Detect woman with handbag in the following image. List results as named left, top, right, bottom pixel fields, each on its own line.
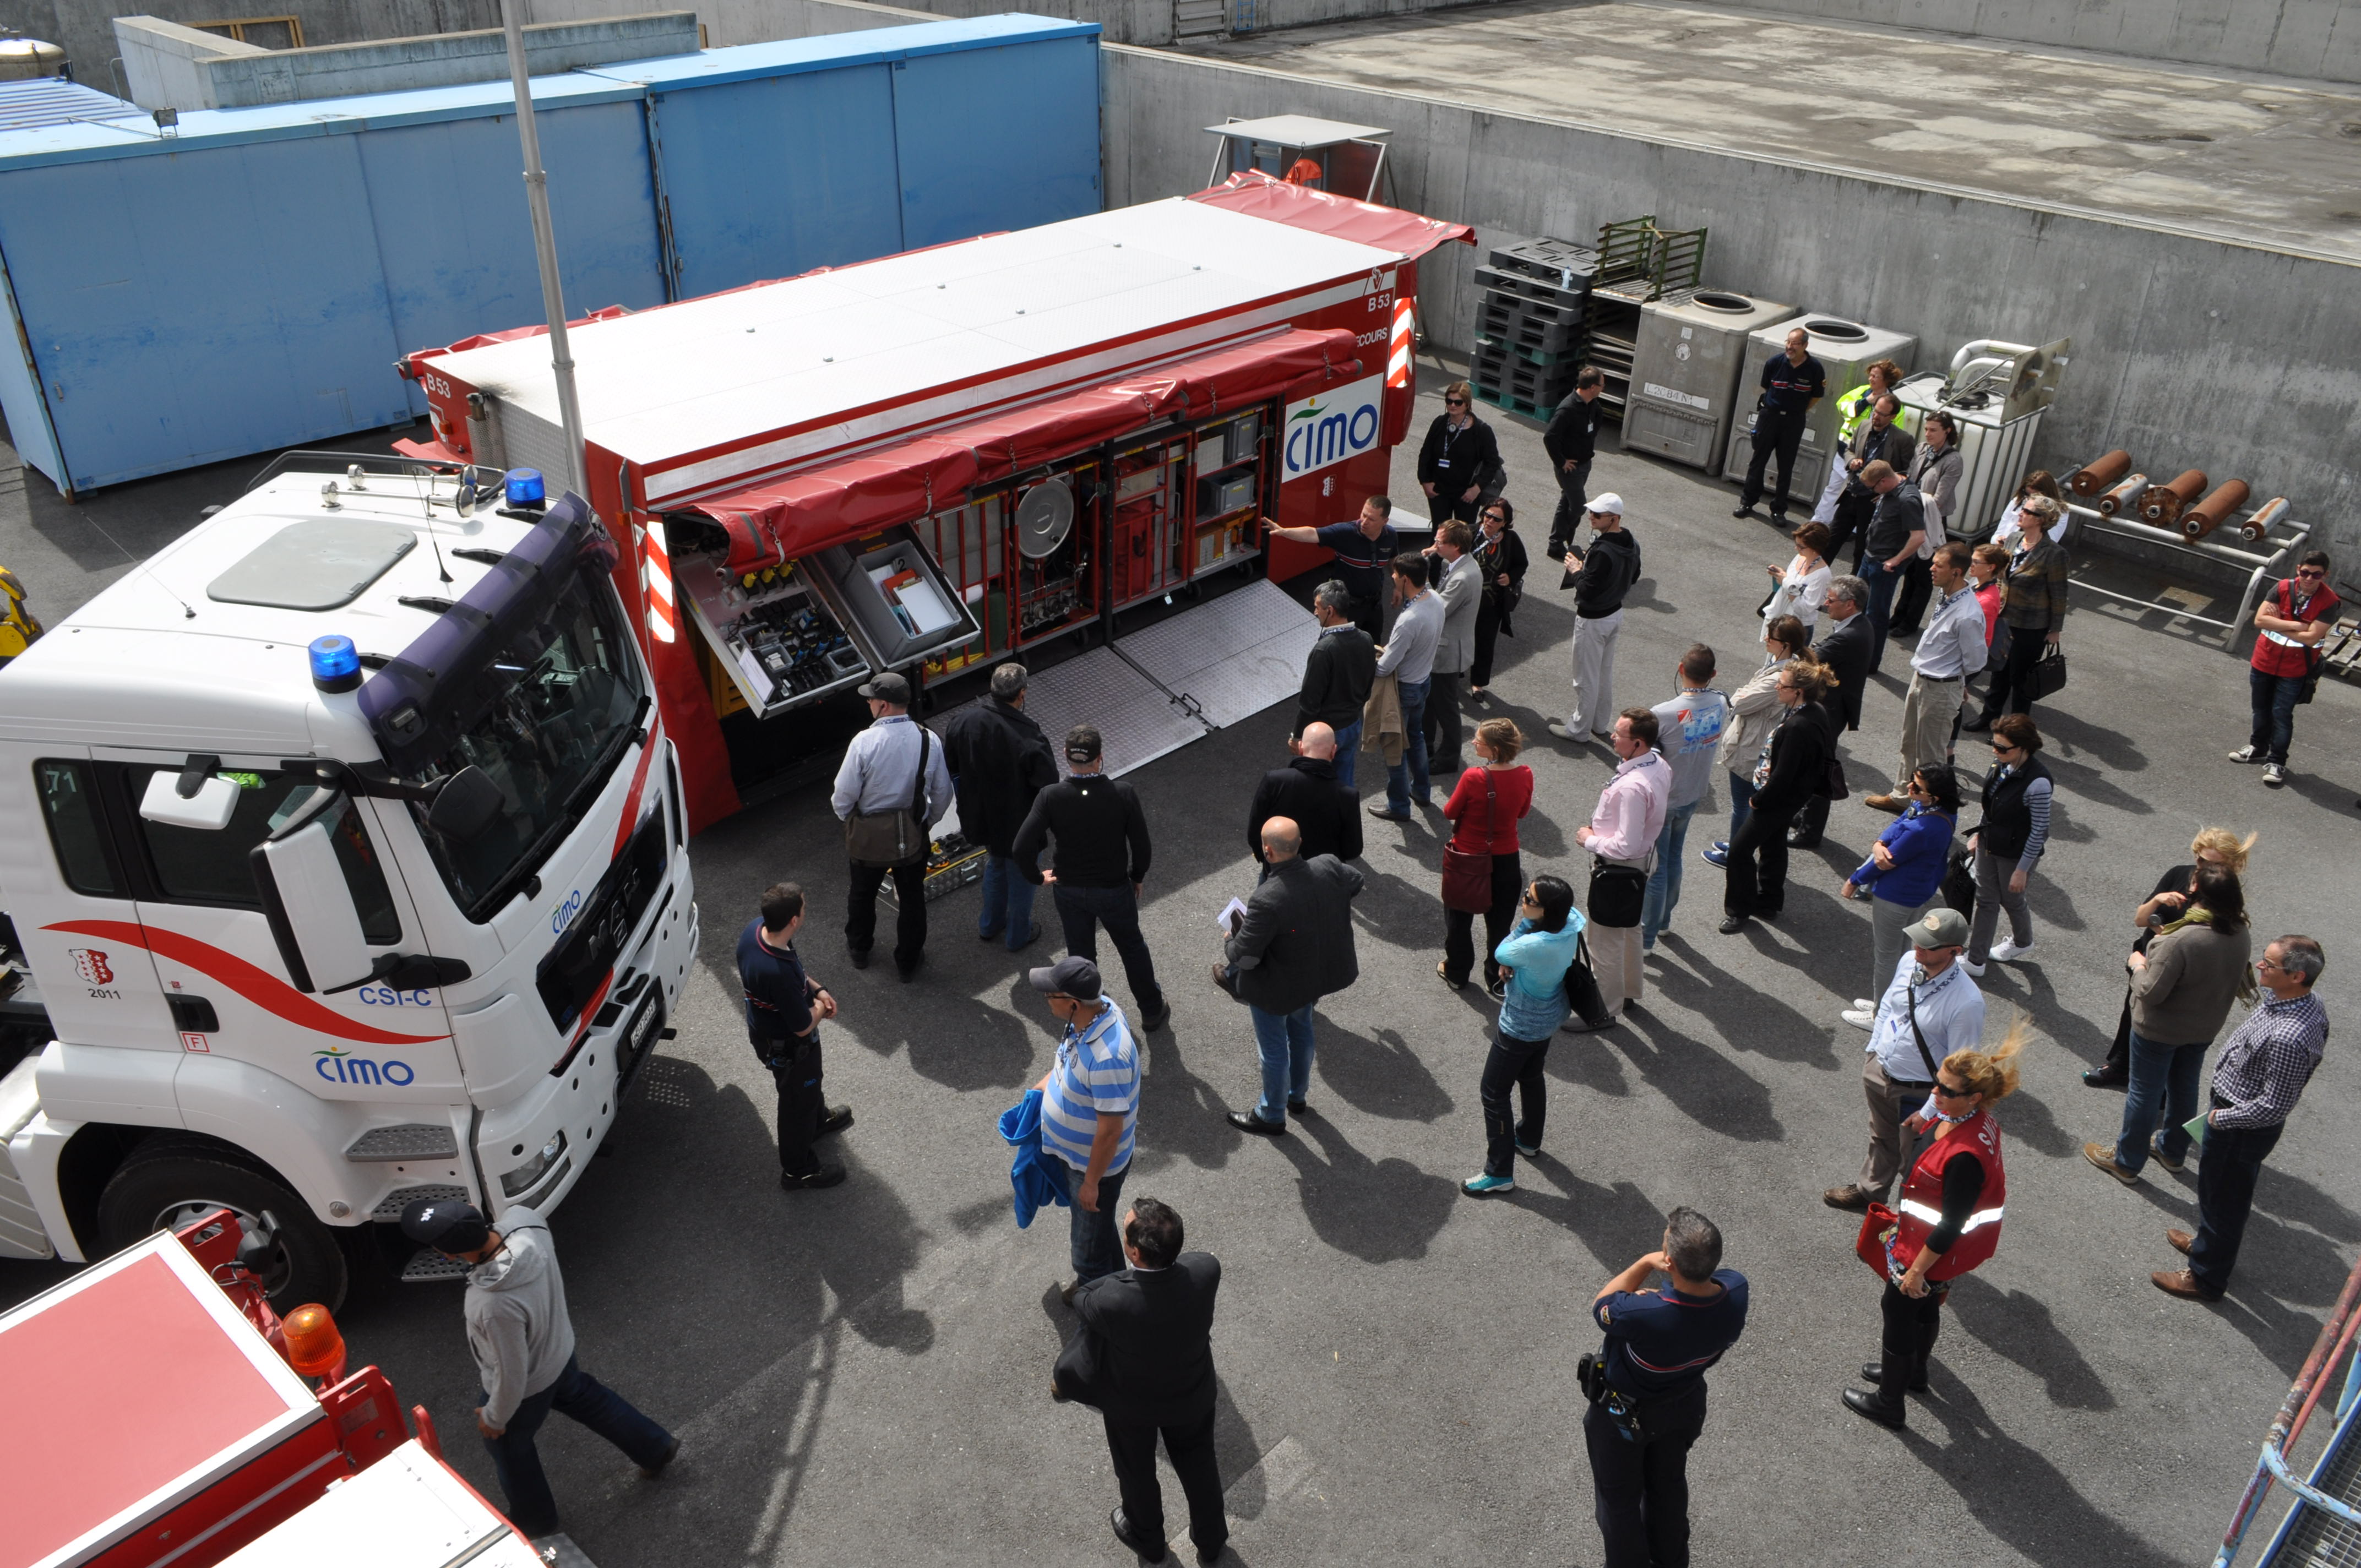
left=1467, top=500, right=1528, bottom=704
left=1718, top=659, right=1837, bottom=933
left=2084, top=827, right=2256, bottom=1088
left=1439, top=718, right=1534, bottom=995
left=1702, top=616, right=1809, bottom=868
left=1761, top=521, right=1834, bottom=630
left=1843, top=1026, right=2025, bottom=1428
left=1973, top=497, right=2070, bottom=726
left=1838, top=764, right=1960, bottom=1023
left=1461, top=874, right=1584, bottom=1197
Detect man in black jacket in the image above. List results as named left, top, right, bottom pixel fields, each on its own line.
left=1014, top=725, right=1169, bottom=1032
left=1546, top=495, right=1641, bottom=747
left=942, top=664, right=1058, bottom=951
left=1247, top=724, right=1361, bottom=868
left=1544, top=366, right=1605, bottom=555
left=1217, top=818, right=1364, bottom=1135
left=1790, top=578, right=1874, bottom=848
left=1054, top=1197, right=1227, bottom=1565
left=1293, top=581, right=1378, bottom=787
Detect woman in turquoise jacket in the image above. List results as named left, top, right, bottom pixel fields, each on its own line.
left=1464, top=874, right=1585, bottom=1196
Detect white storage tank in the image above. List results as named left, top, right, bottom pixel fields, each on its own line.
left=1721, top=315, right=1918, bottom=488
left=1624, top=290, right=1800, bottom=471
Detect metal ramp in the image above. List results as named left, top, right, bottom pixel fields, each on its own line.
left=2266, top=1402, right=2361, bottom=1564
left=934, top=643, right=1206, bottom=782
left=1113, top=578, right=1320, bottom=732
left=2217, top=1255, right=2361, bottom=1565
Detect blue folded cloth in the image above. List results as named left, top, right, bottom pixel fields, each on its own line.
left=998, top=1088, right=1071, bottom=1229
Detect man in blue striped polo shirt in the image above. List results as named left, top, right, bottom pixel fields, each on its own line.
left=1031, top=956, right=1141, bottom=1298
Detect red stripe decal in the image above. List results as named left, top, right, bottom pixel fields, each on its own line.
left=611, top=727, right=662, bottom=859
left=570, top=971, right=616, bottom=1048
left=43, top=920, right=450, bottom=1046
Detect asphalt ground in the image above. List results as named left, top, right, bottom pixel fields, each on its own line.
left=3, top=377, right=2357, bottom=1566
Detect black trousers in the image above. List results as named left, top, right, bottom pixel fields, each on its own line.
left=1346, top=586, right=1384, bottom=643
left=1887, top=556, right=1934, bottom=636
left=1990, top=628, right=2050, bottom=718
left=2191, top=1117, right=2284, bottom=1293
left=1790, top=791, right=1830, bottom=845
left=1480, top=1027, right=1552, bottom=1177
left=1551, top=458, right=1593, bottom=551
left=846, top=857, right=927, bottom=966
left=1827, top=486, right=1875, bottom=571
left=1584, top=1381, right=1709, bottom=1568
left=1740, top=413, right=1807, bottom=518
left=1105, top=1407, right=1227, bottom=1558
left=1874, top=1279, right=1946, bottom=1414
left=766, top=1033, right=825, bottom=1177
left=1054, top=882, right=1166, bottom=1014
left=1444, top=852, right=1521, bottom=986
left=1428, top=488, right=1482, bottom=526
left=1724, top=802, right=1800, bottom=917
left=1426, top=669, right=1466, bottom=772
left=1471, top=591, right=1509, bottom=687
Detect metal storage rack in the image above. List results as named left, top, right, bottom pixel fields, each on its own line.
left=2057, top=457, right=2311, bottom=655
left=1472, top=220, right=1705, bottom=424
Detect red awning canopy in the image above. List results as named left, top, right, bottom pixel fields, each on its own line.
left=1188, top=170, right=1474, bottom=260
left=687, top=326, right=1370, bottom=569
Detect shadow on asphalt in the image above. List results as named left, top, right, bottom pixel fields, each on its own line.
left=1263, top=1111, right=1457, bottom=1264
left=1945, top=1276, right=2117, bottom=1411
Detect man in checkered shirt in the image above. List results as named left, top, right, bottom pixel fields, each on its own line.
left=2154, top=935, right=2329, bottom=1302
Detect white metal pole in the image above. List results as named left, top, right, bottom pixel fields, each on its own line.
left=498, top=0, right=588, bottom=497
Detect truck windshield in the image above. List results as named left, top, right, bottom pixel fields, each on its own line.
left=404, top=570, right=646, bottom=921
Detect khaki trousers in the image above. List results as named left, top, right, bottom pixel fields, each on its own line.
left=1592, top=923, right=1645, bottom=1011
left=1860, top=1056, right=1934, bottom=1197
left=1896, top=672, right=1963, bottom=785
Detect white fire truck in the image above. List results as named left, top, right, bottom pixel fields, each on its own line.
left=0, top=462, right=697, bottom=1310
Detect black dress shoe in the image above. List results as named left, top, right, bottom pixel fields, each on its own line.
left=1111, top=1507, right=1169, bottom=1562
left=1198, top=1544, right=1228, bottom=1565
left=1287, top=1098, right=1310, bottom=1117
left=1226, top=1110, right=1287, bottom=1136
left=1860, top=1361, right=1929, bottom=1392
left=1717, top=914, right=1750, bottom=934
left=1962, top=714, right=1993, bottom=733
left=1141, top=1001, right=1172, bottom=1032
left=1842, top=1387, right=1906, bottom=1428
left=818, top=1105, right=854, bottom=1136
left=780, top=1163, right=847, bottom=1190
left=896, top=955, right=924, bottom=983
left=2082, top=1067, right=2129, bottom=1089
left=1732, top=505, right=1758, bottom=519
left=638, top=1435, right=681, bottom=1478
left=847, top=947, right=871, bottom=970
left=1786, top=832, right=1822, bottom=849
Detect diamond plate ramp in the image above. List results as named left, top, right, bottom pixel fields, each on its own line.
left=933, top=643, right=1208, bottom=780
left=1116, top=579, right=1320, bottom=731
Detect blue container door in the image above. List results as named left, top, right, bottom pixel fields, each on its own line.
left=358, top=100, right=668, bottom=412
left=0, top=137, right=408, bottom=492
left=890, top=37, right=1101, bottom=250
left=0, top=243, right=65, bottom=489
left=646, top=65, right=905, bottom=302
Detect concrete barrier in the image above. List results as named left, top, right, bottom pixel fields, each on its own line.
left=1103, top=43, right=2361, bottom=560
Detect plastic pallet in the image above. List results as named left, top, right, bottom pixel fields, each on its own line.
left=1476, top=308, right=1584, bottom=352
left=1476, top=333, right=1582, bottom=368
left=1474, top=264, right=1591, bottom=309
left=1471, top=385, right=1558, bottom=419
left=1490, top=237, right=1599, bottom=282
left=1477, top=286, right=1586, bottom=330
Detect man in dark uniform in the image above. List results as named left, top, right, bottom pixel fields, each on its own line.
left=1013, top=725, right=1170, bottom=1032
left=736, top=883, right=853, bottom=1190
left=1733, top=328, right=1826, bottom=527
left=1544, top=365, right=1606, bottom=558
left=1270, top=496, right=1399, bottom=641
left=1585, top=1207, right=1749, bottom=1568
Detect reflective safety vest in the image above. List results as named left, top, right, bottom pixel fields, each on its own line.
left=0, top=565, right=41, bottom=660
left=1894, top=1110, right=2006, bottom=1282
left=1833, top=383, right=1880, bottom=445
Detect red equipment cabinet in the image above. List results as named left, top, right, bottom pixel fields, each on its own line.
left=398, top=175, right=1468, bottom=831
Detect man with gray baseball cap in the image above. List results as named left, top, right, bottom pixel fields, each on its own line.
left=1824, top=906, right=1987, bottom=1212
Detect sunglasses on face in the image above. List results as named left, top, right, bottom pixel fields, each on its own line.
left=1445, top=397, right=1469, bottom=406
left=1932, top=1079, right=1970, bottom=1099
left=2297, top=568, right=2326, bottom=579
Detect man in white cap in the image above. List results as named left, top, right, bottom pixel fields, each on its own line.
left=1822, top=906, right=1987, bottom=1213
left=1548, top=495, right=1642, bottom=748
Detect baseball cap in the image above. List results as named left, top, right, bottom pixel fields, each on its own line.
left=1587, top=493, right=1625, bottom=516
left=990, top=663, right=1028, bottom=700
left=1908, top=907, right=1971, bottom=949
left=1028, top=955, right=1103, bottom=999
left=1064, top=724, right=1102, bottom=764
left=400, top=1196, right=491, bottom=1254
left=857, top=672, right=912, bottom=704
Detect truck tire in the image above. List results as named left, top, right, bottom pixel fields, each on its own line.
left=95, top=1142, right=349, bottom=1313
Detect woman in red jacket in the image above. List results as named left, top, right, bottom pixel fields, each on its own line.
left=1843, top=1026, right=2026, bottom=1428
left=1439, top=717, right=1535, bottom=996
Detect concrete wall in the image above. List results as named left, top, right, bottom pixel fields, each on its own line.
left=526, top=0, right=1508, bottom=52
left=523, top=0, right=941, bottom=43
left=1104, top=44, right=2361, bottom=562
left=1690, top=0, right=2361, bottom=87
left=0, top=0, right=504, bottom=95
left=115, top=11, right=701, bottom=109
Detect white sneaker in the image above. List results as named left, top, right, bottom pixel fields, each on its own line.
left=1853, top=998, right=1875, bottom=1011
left=2227, top=745, right=2261, bottom=763
left=2263, top=762, right=2288, bottom=787
left=1990, top=939, right=2035, bottom=963
left=1841, top=1008, right=1876, bottom=1030
left=1961, top=959, right=1987, bottom=977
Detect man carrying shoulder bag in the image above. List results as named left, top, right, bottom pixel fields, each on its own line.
left=831, top=672, right=953, bottom=981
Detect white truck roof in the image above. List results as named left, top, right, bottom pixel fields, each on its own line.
left=0, top=472, right=529, bottom=756
left=422, top=196, right=1403, bottom=489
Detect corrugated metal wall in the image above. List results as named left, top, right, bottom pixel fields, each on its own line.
left=0, top=18, right=1102, bottom=496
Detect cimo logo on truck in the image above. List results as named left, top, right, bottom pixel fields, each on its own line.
left=314, top=1047, right=416, bottom=1086
left=1281, top=374, right=1384, bottom=479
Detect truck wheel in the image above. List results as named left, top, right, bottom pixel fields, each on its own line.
left=96, top=1143, right=349, bottom=1313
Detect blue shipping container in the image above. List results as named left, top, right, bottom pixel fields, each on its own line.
left=0, top=17, right=1101, bottom=496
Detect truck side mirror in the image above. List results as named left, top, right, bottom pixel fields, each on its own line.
left=252, top=820, right=374, bottom=994
left=427, top=766, right=502, bottom=840
left=139, top=768, right=241, bottom=831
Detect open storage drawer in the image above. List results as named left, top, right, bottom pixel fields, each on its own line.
left=809, top=525, right=983, bottom=670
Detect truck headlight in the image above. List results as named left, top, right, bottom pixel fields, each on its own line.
left=500, top=1130, right=568, bottom=1197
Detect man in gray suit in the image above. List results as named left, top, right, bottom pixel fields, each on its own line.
left=1215, top=816, right=1364, bottom=1136
left=1423, top=520, right=1483, bottom=776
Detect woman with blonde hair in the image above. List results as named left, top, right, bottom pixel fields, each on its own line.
left=1845, top=1025, right=2026, bottom=1428
left=2085, top=827, right=2259, bottom=1088
left=1719, top=657, right=1838, bottom=933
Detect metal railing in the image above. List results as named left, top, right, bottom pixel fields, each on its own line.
left=2216, top=1251, right=2361, bottom=1565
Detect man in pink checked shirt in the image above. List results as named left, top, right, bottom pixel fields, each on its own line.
left=1571, top=707, right=1671, bottom=1029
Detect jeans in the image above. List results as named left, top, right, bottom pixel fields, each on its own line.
left=1386, top=676, right=1432, bottom=814
left=2249, top=668, right=2306, bottom=764
left=1105, top=1407, right=1227, bottom=1560
left=1642, top=801, right=1699, bottom=948
left=1584, top=1380, right=1709, bottom=1568
left=1888, top=556, right=1934, bottom=635
left=1740, top=410, right=1807, bottom=517
left=1067, top=1158, right=1130, bottom=1284
left=1724, top=772, right=1756, bottom=846
left=977, top=852, right=1039, bottom=946
left=1250, top=1002, right=1317, bottom=1125
left=2191, top=1117, right=2284, bottom=1293
left=1966, top=846, right=2033, bottom=962
left=1862, top=559, right=1903, bottom=669
left=1444, top=851, right=1521, bottom=986
left=480, top=1354, right=673, bottom=1536
left=766, top=1030, right=825, bottom=1177
left=1480, top=1027, right=1552, bottom=1177
left=2114, top=1030, right=2206, bottom=1175
left=846, top=857, right=927, bottom=968
left=1331, top=717, right=1364, bottom=789
left=1053, top=883, right=1166, bottom=1016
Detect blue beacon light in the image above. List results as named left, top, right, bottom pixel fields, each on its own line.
left=310, top=634, right=363, bottom=694
left=504, top=468, right=547, bottom=508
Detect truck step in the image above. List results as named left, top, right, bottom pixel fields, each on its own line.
left=400, top=1248, right=473, bottom=1283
